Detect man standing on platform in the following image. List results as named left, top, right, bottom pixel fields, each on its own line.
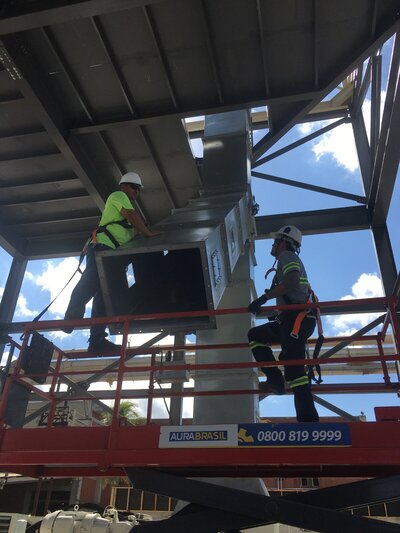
left=62, top=172, right=159, bottom=354
left=247, top=225, right=319, bottom=422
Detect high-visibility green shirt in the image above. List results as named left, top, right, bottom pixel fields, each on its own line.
left=96, top=191, right=136, bottom=249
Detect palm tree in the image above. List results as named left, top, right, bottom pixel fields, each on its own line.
left=101, top=400, right=146, bottom=426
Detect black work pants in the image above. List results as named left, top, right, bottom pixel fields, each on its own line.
left=248, top=311, right=319, bottom=422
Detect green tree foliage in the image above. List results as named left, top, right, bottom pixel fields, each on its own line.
left=101, top=400, right=146, bottom=426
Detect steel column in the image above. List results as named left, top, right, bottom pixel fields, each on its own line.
left=351, top=110, right=371, bottom=194
left=369, top=33, right=400, bottom=223
left=0, top=256, right=26, bottom=360
left=372, top=224, right=398, bottom=296
left=370, top=53, right=382, bottom=168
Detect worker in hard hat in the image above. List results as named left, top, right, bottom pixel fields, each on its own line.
left=62, top=172, right=160, bottom=354
left=247, top=225, right=319, bottom=422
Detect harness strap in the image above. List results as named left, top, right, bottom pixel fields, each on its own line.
left=28, top=220, right=131, bottom=327
left=95, top=219, right=133, bottom=249
left=264, top=261, right=324, bottom=383
left=96, top=226, right=120, bottom=249
left=290, top=310, right=308, bottom=338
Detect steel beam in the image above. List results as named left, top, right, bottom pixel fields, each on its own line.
left=40, top=27, right=93, bottom=121
left=142, top=4, right=179, bottom=110
left=84, top=18, right=151, bottom=220
left=0, top=36, right=109, bottom=209
left=197, top=0, right=224, bottom=104
left=0, top=0, right=168, bottom=35
left=255, top=0, right=270, bottom=97
left=251, top=171, right=366, bottom=204
left=252, top=117, right=349, bottom=168
left=352, top=60, right=371, bottom=116
left=312, top=395, right=359, bottom=422
left=70, top=90, right=323, bottom=136
left=40, top=24, right=153, bottom=221
left=91, top=16, right=138, bottom=116
left=255, top=206, right=371, bottom=239
left=320, top=315, right=385, bottom=360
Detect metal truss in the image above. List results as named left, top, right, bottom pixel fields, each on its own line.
left=251, top=26, right=400, bottom=297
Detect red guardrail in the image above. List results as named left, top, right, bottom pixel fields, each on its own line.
left=0, top=296, right=399, bottom=427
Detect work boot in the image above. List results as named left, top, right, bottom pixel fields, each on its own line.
left=61, top=305, right=85, bottom=334
left=259, top=380, right=286, bottom=400
left=87, top=337, right=122, bottom=355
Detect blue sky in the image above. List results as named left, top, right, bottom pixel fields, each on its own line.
left=1, top=37, right=399, bottom=422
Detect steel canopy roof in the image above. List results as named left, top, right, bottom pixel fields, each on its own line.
left=0, top=0, right=399, bottom=258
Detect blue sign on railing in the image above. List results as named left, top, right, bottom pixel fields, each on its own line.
left=237, top=423, right=351, bottom=447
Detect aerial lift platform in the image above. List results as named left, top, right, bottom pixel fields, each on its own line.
left=1, top=297, right=400, bottom=532
left=0, top=3, right=399, bottom=530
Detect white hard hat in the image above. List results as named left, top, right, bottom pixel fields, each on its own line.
left=272, top=225, right=302, bottom=247
left=119, top=171, right=143, bottom=187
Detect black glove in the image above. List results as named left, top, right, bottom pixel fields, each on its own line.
left=248, top=294, right=268, bottom=315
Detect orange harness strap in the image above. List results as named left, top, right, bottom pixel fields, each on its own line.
left=290, top=309, right=308, bottom=338
left=290, top=289, right=319, bottom=339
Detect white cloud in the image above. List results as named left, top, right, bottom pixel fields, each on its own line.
left=0, top=287, right=38, bottom=319
left=298, top=121, right=318, bottom=135
left=296, top=118, right=359, bottom=172
left=328, top=273, right=384, bottom=336
left=33, top=258, right=82, bottom=317
left=311, top=122, right=358, bottom=172
left=297, top=91, right=387, bottom=174
left=48, top=330, right=71, bottom=341
left=15, top=293, right=38, bottom=318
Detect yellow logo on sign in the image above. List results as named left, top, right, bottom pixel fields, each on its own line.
left=238, top=428, right=254, bottom=443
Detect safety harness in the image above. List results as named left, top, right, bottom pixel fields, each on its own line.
left=264, top=265, right=324, bottom=384
left=91, top=219, right=133, bottom=249
left=30, top=219, right=133, bottom=324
